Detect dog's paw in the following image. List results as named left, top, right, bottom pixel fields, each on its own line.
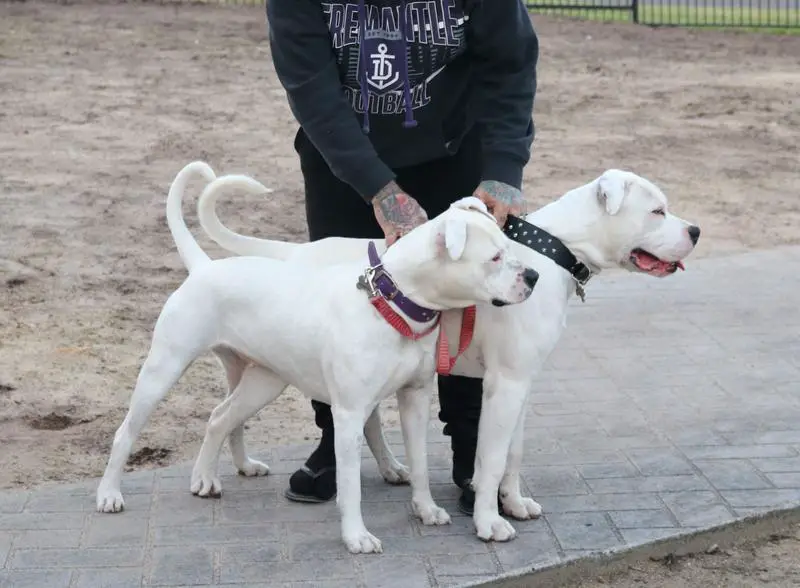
left=342, top=528, right=383, bottom=554
left=96, top=484, right=125, bottom=513
left=474, top=512, right=517, bottom=543
left=501, top=495, right=542, bottom=521
left=413, top=500, right=451, bottom=526
left=237, top=458, right=270, bottom=478
left=190, top=471, right=222, bottom=498
left=380, top=461, right=411, bottom=485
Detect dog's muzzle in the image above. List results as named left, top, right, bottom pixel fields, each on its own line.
left=491, top=267, right=539, bottom=307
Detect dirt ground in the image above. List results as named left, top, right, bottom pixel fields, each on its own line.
left=570, top=523, right=800, bottom=588
left=1, top=3, right=799, bottom=493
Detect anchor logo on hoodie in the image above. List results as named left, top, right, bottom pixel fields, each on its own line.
left=367, top=42, right=400, bottom=91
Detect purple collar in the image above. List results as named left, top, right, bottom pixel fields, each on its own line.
left=358, top=242, right=439, bottom=323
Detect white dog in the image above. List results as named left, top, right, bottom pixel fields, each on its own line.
left=95, top=162, right=537, bottom=554
left=195, top=168, right=701, bottom=542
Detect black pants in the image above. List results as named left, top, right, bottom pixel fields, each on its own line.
left=295, top=127, right=484, bottom=487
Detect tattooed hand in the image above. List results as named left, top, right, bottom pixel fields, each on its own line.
left=473, top=180, right=527, bottom=227
left=372, top=181, right=429, bottom=247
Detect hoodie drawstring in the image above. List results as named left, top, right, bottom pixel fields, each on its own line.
left=356, top=0, right=418, bottom=134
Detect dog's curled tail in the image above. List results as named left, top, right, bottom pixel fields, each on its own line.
left=197, top=174, right=297, bottom=261
left=166, top=161, right=217, bottom=273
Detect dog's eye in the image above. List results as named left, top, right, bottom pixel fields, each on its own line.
left=491, top=252, right=503, bottom=262
left=652, top=208, right=666, bottom=216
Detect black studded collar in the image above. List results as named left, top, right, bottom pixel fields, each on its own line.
left=503, top=214, right=593, bottom=301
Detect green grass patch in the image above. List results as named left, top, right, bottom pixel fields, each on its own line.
left=527, top=1, right=800, bottom=32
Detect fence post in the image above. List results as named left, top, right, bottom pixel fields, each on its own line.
left=631, top=0, right=639, bottom=23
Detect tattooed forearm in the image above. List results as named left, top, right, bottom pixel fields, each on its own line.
left=476, top=180, right=523, bottom=206
left=372, top=181, right=428, bottom=233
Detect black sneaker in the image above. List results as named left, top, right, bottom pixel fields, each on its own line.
left=285, top=465, right=337, bottom=503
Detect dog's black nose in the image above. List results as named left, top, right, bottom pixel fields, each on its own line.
left=522, top=268, right=539, bottom=289
left=688, top=225, right=701, bottom=245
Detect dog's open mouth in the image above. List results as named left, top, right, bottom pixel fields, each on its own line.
left=629, top=249, right=685, bottom=277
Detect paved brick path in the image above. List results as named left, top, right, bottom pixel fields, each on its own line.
left=2, top=247, right=800, bottom=588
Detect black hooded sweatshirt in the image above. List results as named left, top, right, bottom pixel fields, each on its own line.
left=266, top=0, right=538, bottom=202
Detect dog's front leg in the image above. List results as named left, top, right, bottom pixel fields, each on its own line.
left=332, top=405, right=383, bottom=554
left=472, top=374, right=529, bottom=542
left=363, top=406, right=411, bottom=485
left=499, top=401, right=542, bottom=521
left=397, top=384, right=451, bottom=526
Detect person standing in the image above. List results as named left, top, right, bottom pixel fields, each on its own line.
left=266, top=0, right=538, bottom=514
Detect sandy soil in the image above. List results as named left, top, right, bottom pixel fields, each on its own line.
left=571, top=523, right=800, bottom=588
left=1, top=2, right=799, bottom=494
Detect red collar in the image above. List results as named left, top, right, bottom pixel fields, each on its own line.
left=369, top=296, right=476, bottom=376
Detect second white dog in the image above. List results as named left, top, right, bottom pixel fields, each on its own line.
left=196, top=168, right=701, bottom=542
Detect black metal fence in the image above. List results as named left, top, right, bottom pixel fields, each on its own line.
left=526, top=0, right=800, bottom=28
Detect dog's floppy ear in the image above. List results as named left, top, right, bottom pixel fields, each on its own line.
left=435, top=215, right=468, bottom=261
left=449, top=196, right=496, bottom=222
left=597, top=170, right=630, bottom=216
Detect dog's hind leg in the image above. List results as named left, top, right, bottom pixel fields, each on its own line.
left=498, top=398, right=542, bottom=521
left=96, top=302, right=210, bottom=513
left=363, top=406, right=410, bottom=486
left=191, top=365, right=287, bottom=497
left=213, top=348, right=271, bottom=479
left=397, top=383, right=451, bottom=527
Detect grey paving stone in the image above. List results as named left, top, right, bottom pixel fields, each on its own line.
left=10, top=547, right=144, bottom=569
left=362, top=556, right=430, bottom=588
left=84, top=514, right=149, bottom=547
left=694, top=459, right=773, bottom=491
left=73, top=568, right=143, bottom=588
left=608, top=508, right=676, bottom=529
left=220, top=558, right=357, bottom=584
left=683, top=445, right=798, bottom=460
left=665, top=429, right=729, bottom=447
left=586, top=474, right=710, bottom=494
left=764, top=472, right=800, bottom=489
left=155, top=522, right=284, bottom=545
left=428, top=553, right=499, bottom=577
left=0, top=570, right=73, bottom=588
left=25, top=492, right=139, bottom=514
left=0, top=534, right=10, bottom=569
left=264, top=582, right=357, bottom=588
left=720, top=488, right=800, bottom=508
left=493, top=524, right=561, bottom=571
left=438, top=575, right=496, bottom=588
left=577, top=462, right=639, bottom=479
left=219, top=503, right=339, bottom=524
left=0, top=492, right=29, bottom=514
left=379, top=535, right=492, bottom=556
left=150, top=496, right=214, bottom=527
left=547, top=512, right=623, bottom=551
left=622, top=527, right=689, bottom=546
left=12, top=529, right=81, bottom=549
left=660, top=491, right=735, bottom=527
left=0, top=512, right=86, bottom=531
left=522, top=465, right=591, bottom=496
left=752, top=457, right=800, bottom=473
left=150, top=546, right=214, bottom=586
left=625, top=449, right=695, bottom=476
left=542, top=493, right=662, bottom=513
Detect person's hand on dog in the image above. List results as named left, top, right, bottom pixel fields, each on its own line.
left=372, top=181, right=429, bottom=247
left=473, top=180, right=527, bottom=227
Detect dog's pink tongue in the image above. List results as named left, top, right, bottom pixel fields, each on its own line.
left=676, top=261, right=685, bottom=271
